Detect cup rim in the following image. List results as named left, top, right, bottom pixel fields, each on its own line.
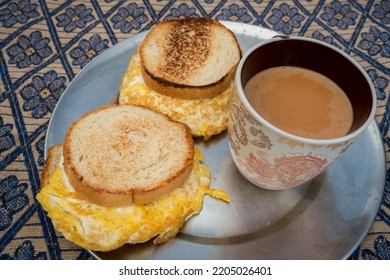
left=235, top=36, right=377, bottom=145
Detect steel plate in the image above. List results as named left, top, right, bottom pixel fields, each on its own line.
left=45, top=21, right=386, bottom=260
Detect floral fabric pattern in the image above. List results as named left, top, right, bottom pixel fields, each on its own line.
left=267, top=3, right=305, bottom=34
left=0, top=0, right=39, bottom=28
left=35, top=136, right=45, bottom=166
left=0, top=0, right=388, bottom=260
left=320, top=0, right=358, bottom=30
left=69, top=34, right=109, bottom=68
left=361, top=236, right=390, bottom=260
left=358, top=26, right=390, bottom=58
left=110, top=3, right=148, bottom=33
left=0, top=117, right=15, bottom=154
left=6, top=31, right=52, bottom=68
left=164, top=3, right=200, bottom=20
left=368, top=69, right=389, bottom=101
left=0, top=176, right=28, bottom=231
left=216, top=4, right=253, bottom=23
left=20, top=70, right=66, bottom=118
left=0, top=241, right=46, bottom=260
left=55, top=4, right=95, bottom=33
left=373, top=0, right=390, bottom=25
left=312, top=31, right=341, bottom=49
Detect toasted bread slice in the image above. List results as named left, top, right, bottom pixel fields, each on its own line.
left=40, top=144, right=63, bottom=188
left=139, top=18, right=241, bottom=100
left=37, top=144, right=229, bottom=251
left=62, top=104, right=194, bottom=206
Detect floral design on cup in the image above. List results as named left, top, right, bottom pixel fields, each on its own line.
left=245, top=150, right=328, bottom=189
left=326, top=140, right=351, bottom=150
left=229, top=95, right=272, bottom=154
left=228, top=36, right=376, bottom=190
left=277, top=137, right=305, bottom=148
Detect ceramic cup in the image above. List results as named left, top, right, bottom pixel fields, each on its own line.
left=228, top=36, right=377, bottom=190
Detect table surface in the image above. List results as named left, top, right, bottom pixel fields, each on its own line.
left=0, top=0, right=389, bottom=260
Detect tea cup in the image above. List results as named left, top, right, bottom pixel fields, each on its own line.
left=228, top=36, right=376, bottom=190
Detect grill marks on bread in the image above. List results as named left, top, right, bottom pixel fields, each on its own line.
left=162, top=19, right=211, bottom=83
left=139, top=18, right=241, bottom=100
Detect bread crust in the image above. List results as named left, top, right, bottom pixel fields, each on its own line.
left=139, top=18, right=241, bottom=100
left=40, top=144, right=63, bottom=188
left=141, top=63, right=237, bottom=100
left=62, top=104, right=194, bottom=207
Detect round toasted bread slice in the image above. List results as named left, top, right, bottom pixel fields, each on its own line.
left=63, top=104, right=194, bottom=206
left=139, top=18, right=241, bottom=100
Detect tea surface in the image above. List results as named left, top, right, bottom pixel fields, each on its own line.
left=244, top=66, right=353, bottom=139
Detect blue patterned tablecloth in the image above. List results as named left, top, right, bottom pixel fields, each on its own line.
left=0, top=0, right=389, bottom=260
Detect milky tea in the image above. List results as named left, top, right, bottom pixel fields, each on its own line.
left=244, top=66, right=353, bottom=140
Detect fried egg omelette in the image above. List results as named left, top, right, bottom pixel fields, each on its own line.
left=36, top=148, right=229, bottom=252
left=119, top=54, right=232, bottom=140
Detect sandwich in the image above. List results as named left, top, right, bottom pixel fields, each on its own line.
left=36, top=105, right=229, bottom=252
left=119, top=18, right=242, bottom=140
